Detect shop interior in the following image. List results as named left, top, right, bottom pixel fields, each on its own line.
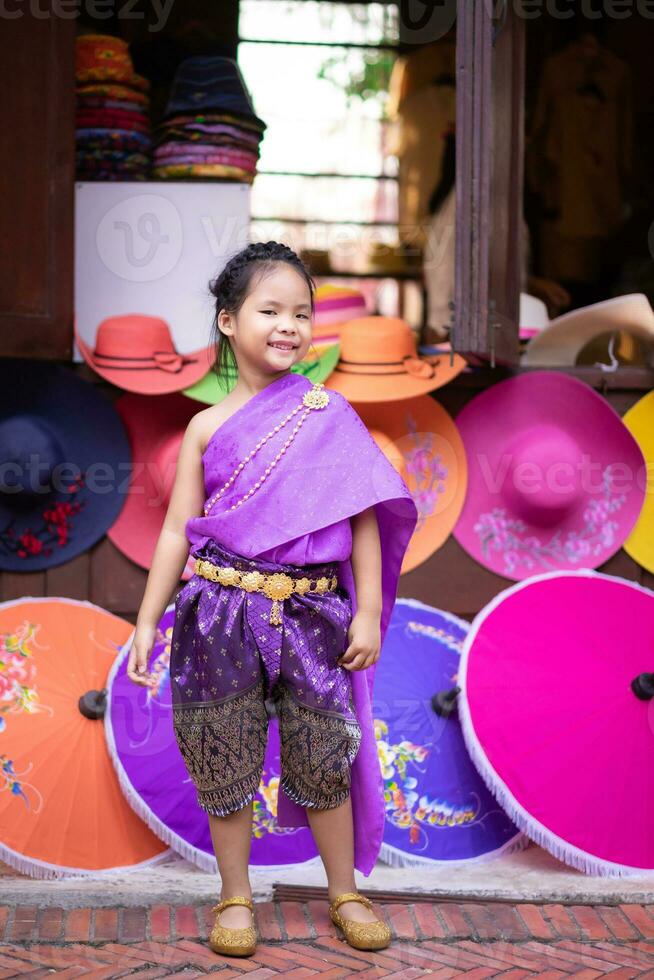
left=70, top=1, right=654, bottom=371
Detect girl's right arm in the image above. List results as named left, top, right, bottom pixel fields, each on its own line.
left=127, top=414, right=207, bottom=687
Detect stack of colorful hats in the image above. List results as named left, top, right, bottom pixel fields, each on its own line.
left=312, top=284, right=367, bottom=350
left=152, top=56, right=266, bottom=183
left=75, top=34, right=152, bottom=181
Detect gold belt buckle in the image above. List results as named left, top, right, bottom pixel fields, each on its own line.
left=194, top=559, right=337, bottom=627
left=262, top=572, right=294, bottom=627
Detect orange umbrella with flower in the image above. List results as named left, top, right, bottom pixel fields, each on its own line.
left=0, top=597, right=170, bottom=877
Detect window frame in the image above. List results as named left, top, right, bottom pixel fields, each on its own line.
left=237, top=2, right=405, bottom=270
left=452, top=0, right=654, bottom=389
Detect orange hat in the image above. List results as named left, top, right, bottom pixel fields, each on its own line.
left=324, top=315, right=466, bottom=401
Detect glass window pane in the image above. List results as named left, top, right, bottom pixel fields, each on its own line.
left=251, top=174, right=397, bottom=224
left=239, top=1, right=399, bottom=46
left=239, top=42, right=396, bottom=176
left=249, top=219, right=399, bottom=256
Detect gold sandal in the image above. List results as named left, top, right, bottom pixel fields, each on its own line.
left=208, top=895, right=257, bottom=957
left=328, top=891, right=391, bottom=951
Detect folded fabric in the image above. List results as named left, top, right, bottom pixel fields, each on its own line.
left=156, top=111, right=265, bottom=134
left=76, top=150, right=149, bottom=165
left=153, top=140, right=256, bottom=157
left=76, top=104, right=148, bottom=120
left=76, top=83, right=149, bottom=106
left=152, top=139, right=255, bottom=157
left=155, top=122, right=260, bottom=142
left=76, top=127, right=151, bottom=146
left=76, top=67, right=150, bottom=92
left=76, top=97, right=148, bottom=112
left=76, top=114, right=150, bottom=133
left=152, top=131, right=258, bottom=151
left=153, top=163, right=254, bottom=180
left=152, top=153, right=256, bottom=170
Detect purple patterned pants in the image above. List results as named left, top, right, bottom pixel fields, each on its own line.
left=170, top=539, right=362, bottom=817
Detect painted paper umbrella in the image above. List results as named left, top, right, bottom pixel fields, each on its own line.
left=105, top=604, right=321, bottom=872
left=455, top=570, right=654, bottom=875
left=0, top=598, right=170, bottom=877
left=373, top=598, right=527, bottom=866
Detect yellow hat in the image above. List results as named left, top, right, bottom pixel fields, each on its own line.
left=622, top=390, right=654, bottom=572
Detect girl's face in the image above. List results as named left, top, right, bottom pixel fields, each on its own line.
left=220, top=263, right=313, bottom=372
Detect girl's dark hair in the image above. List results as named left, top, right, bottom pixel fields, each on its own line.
left=208, top=241, right=316, bottom=380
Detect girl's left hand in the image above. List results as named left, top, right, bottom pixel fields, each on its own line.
left=337, top=609, right=381, bottom=671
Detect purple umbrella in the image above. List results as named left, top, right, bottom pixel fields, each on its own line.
left=105, top=605, right=320, bottom=872
left=375, top=599, right=527, bottom=867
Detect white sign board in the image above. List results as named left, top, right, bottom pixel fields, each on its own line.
left=74, top=181, right=251, bottom=361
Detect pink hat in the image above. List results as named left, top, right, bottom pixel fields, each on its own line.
left=108, top=392, right=198, bottom=576
left=75, top=314, right=215, bottom=395
left=313, top=284, right=367, bottom=335
left=452, top=372, right=646, bottom=580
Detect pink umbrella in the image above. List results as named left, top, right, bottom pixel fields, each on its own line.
left=456, top=569, right=654, bottom=876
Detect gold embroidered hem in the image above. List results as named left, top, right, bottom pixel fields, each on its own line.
left=172, top=680, right=269, bottom=817
left=276, top=685, right=362, bottom=809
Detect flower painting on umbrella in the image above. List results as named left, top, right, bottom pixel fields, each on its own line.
left=373, top=599, right=525, bottom=867
left=0, top=621, right=50, bottom=813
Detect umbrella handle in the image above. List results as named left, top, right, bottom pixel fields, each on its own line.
left=631, top=673, right=654, bottom=701
left=79, top=687, right=107, bottom=719
left=431, top=685, right=461, bottom=718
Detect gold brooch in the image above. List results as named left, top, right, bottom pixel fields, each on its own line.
left=263, top=572, right=295, bottom=602
left=303, top=381, right=330, bottom=410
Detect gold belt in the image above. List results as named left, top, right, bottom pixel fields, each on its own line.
left=193, top=557, right=339, bottom=625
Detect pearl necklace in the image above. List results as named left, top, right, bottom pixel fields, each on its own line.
left=203, top=381, right=331, bottom=517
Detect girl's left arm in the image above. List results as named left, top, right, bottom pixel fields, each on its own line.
left=338, top=505, right=383, bottom=671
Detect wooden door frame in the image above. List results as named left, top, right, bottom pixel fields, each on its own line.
left=0, top=14, right=75, bottom=359
left=454, top=0, right=524, bottom=366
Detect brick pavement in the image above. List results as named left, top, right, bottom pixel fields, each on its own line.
left=0, top=900, right=652, bottom=977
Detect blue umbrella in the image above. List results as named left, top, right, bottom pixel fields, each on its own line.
left=373, top=598, right=527, bottom=866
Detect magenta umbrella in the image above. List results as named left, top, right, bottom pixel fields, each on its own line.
left=456, top=569, right=654, bottom=876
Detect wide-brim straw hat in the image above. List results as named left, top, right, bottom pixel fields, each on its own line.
left=107, top=392, right=198, bottom=575
left=522, top=293, right=654, bottom=366
left=622, top=390, right=654, bottom=572
left=0, top=360, right=130, bottom=571
left=452, top=371, right=646, bottom=580
left=353, top=394, right=467, bottom=570
left=324, top=315, right=466, bottom=401
left=75, top=314, right=216, bottom=395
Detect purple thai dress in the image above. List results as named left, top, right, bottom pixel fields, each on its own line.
left=179, top=372, right=417, bottom=875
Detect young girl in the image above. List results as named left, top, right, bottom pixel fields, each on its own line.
left=127, top=241, right=418, bottom=958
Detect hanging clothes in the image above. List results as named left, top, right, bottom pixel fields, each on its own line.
left=526, top=38, right=633, bottom=284
left=386, top=39, right=456, bottom=247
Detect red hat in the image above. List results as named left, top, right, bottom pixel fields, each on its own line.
left=108, top=392, right=198, bottom=576
left=75, top=314, right=216, bottom=395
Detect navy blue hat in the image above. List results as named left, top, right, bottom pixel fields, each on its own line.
left=0, top=360, right=131, bottom=571
left=163, top=55, right=266, bottom=129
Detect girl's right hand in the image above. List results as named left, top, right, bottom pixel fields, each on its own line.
left=127, top=623, right=158, bottom=687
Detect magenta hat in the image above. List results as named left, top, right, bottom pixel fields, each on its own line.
left=452, top=371, right=646, bottom=580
